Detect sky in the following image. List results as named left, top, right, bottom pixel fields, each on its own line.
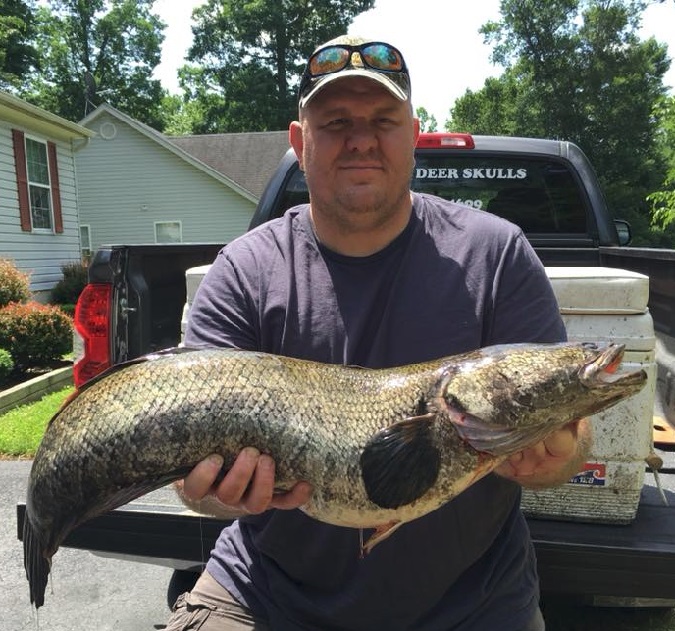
left=152, top=0, right=675, bottom=125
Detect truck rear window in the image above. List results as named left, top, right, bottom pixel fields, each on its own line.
left=413, top=155, right=588, bottom=234
left=276, top=154, right=588, bottom=235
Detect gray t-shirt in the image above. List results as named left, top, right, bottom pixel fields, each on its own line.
left=185, top=193, right=566, bottom=631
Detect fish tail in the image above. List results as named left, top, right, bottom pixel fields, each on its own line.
left=23, top=516, right=50, bottom=609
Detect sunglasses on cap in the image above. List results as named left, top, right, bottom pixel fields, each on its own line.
left=298, top=41, right=410, bottom=104
left=308, top=42, right=407, bottom=77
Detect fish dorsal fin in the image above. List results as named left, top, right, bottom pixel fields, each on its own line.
left=360, top=413, right=441, bottom=509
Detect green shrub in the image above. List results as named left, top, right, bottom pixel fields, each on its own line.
left=58, top=304, right=76, bottom=317
left=0, top=348, right=14, bottom=384
left=0, top=302, right=73, bottom=371
left=51, top=261, right=88, bottom=305
left=0, top=259, right=30, bottom=308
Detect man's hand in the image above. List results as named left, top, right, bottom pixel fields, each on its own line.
left=495, top=419, right=591, bottom=489
left=175, top=448, right=313, bottom=519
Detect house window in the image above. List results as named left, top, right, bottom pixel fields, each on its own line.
left=25, top=138, right=53, bottom=230
left=11, top=129, right=64, bottom=233
left=80, top=224, right=92, bottom=257
left=155, top=221, right=182, bottom=243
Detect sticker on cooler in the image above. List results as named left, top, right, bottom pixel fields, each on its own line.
left=568, top=463, right=607, bottom=486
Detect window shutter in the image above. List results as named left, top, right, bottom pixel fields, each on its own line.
left=11, top=129, right=32, bottom=231
left=47, top=141, right=63, bottom=233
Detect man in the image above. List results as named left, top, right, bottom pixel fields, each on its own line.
left=165, top=35, right=590, bottom=631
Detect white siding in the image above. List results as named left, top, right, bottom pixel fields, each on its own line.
left=76, top=113, right=256, bottom=252
left=0, top=121, right=82, bottom=294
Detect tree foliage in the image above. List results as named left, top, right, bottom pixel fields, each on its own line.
left=447, top=0, right=671, bottom=245
left=19, top=0, right=166, bottom=128
left=160, top=91, right=206, bottom=136
left=0, top=0, right=39, bottom=88
left=179, top=0, right=375, bottom=133
left=647, top=95, right=675, bottom=238
left=416, top=107, right=438, bottom=133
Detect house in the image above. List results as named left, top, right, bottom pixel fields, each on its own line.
left=76, top=104, right=291, bottom=254
left=0, top=91, right=94, bottom=300
left=168, top=130, right=291, bottom=200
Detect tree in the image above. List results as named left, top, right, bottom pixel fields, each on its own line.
left=448, top=71, right=542, bottom=137
left=20, top=0, right=166, bottom=128
left=447, top=0, right=671, bottom=245
left=160, top=91, right=206, bottom=136
left=180, top=0, right=375, bottom=133
left=0, top=0, right=39, bottom=89
left=416, top=107, right=438, bottom=133
left=648, top=95, right=675, bottom=240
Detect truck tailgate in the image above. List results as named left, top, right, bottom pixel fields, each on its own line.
left=16, top=447, right=675, bottom=599
left=529, top=467, right=675, bottom=599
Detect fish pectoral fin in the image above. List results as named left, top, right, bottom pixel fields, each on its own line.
left=361, top=521, right=403, bottom=555
left=452, top=413, right=550, bottom=457
left=360, top=413, right=441, bottom=509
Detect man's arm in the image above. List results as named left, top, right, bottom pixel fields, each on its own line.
left=494, top=418, right=592, bottom=489
left=178, top=247, right=313, bottom=516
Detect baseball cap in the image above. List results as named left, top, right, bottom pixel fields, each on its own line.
left=298, top=35, right=411, bottom=108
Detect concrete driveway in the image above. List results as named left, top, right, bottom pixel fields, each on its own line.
left=1, top=460, right=174, bottom=631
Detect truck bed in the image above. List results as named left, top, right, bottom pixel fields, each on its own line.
left=529, top=450, right=675, bottom=600
left=16, top=446, right=675, bottom=601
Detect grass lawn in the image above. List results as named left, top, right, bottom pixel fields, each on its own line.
left=0, top=385, right=74, bottom=457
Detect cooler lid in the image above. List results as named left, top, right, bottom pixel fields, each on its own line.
left=546, top=267, right=649, bottom=314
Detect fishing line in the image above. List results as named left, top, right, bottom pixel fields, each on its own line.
left=199, top=514, right=207, bottom=568
left=30, top=601, right=40, bottom=631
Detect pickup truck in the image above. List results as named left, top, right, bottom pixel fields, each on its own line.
left=18, top=132, right=675, bottom=607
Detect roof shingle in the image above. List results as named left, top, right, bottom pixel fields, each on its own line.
left=169, top=131, right=291, bottom=198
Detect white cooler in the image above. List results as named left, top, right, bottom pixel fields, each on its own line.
left=183, top=265, right=656, bottom=524
left=181, top=265, right=213, bottom=342
left=520, top=267, right=656, bottom=524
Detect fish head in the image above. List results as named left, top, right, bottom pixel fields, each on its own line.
left=568, top=342, right=649, bottom=419
left=437, top=342, right=647, bottom=456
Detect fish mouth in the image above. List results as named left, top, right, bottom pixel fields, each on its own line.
left=579, top=343, right=647, bottom=388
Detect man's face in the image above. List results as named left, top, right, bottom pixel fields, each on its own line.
left=290, top=77, right=420, bottom=231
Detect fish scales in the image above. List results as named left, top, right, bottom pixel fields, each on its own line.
left=28, top=350, right=444, bottom=531
left=24, top=342, right=647, bottom=609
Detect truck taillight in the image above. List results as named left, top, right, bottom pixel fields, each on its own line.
left=73, top=283, right=112, bottom=388
left=416, top=132, right=475, bottom=149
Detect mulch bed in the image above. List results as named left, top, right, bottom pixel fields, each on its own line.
left=0, top=360, right=73, bottom=393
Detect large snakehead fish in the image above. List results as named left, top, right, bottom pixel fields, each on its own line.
left=24, top=342, right=646, bottom=608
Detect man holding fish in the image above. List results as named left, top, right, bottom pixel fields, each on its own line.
left=167, top=34, right=590, bottom=631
